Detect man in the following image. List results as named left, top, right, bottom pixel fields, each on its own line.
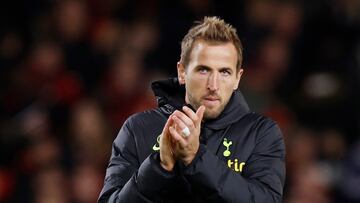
left=98, top=16, right=285, bottom=202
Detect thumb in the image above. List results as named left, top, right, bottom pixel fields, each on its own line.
left=162, top=116, right=174, bottom=134
left=196, top=105, right=206, bottom=124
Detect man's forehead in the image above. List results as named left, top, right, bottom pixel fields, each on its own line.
left=189, top=40, right=238, bottom=69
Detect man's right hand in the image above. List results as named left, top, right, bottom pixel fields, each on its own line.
left=159, top=116, right=176, bottom=171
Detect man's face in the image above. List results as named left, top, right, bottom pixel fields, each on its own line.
left=178, top=40, right=243, bottom=119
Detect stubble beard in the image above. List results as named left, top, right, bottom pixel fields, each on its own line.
left=186, top=91, right=225, bottom=120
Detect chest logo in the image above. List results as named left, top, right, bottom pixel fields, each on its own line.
left=222, top=138, right=246, bottom=172
left=223, top=138, right=232, bottom=157
left=152, top=134, right=161, bottom=151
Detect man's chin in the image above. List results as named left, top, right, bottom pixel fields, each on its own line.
left=189, top=101, right=222, bottom=119
left=204, top=109, right=222, bottom=120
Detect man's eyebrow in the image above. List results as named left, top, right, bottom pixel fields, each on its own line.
left=219, top=67, right=233, bottom=72
left=195, top=65, right=211, bottom=70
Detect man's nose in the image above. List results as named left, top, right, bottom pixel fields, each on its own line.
left=207, top=73, right=219, bottom=91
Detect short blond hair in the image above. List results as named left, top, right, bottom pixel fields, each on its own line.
left=180, top=16, right=243, bottom=71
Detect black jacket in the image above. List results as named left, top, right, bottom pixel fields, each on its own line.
left=98, top=78, right=286, bottom=203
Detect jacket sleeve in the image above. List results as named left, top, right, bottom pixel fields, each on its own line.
left=182, top=119, right=286, bottom=203
left=98, top=117, right=175, bottom=203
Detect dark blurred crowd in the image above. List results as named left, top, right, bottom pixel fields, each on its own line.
left=0, top=0, right=359, bottom=202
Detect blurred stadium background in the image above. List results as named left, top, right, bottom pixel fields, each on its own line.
left=0, top=0, right=359, bottom=202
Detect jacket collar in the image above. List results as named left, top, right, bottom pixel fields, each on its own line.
left=151, top=78, right=250, bottom=130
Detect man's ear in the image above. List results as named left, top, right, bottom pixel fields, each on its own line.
left=177, top=62, right=186, bottom=85
left=234, top=68, right=244, bottom=90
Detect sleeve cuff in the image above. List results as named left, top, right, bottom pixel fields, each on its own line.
left=177, top=144, right=207, bottom=171
left=136, top=152, right=175, bottom=199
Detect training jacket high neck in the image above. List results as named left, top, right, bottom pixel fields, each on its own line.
left=98, top=78, right=286, bottom=203
left=151, top=78, right=250, bottom=130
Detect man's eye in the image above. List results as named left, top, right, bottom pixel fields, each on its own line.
left=221, top=70, right=231, bottom=76
left=199, top=68, right=208, bottom=74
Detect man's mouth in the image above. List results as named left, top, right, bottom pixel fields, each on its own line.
left=203, top=96, right=220, bottom=107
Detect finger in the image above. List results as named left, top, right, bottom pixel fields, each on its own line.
left=196, top=105, right=206, bottom=125
left=182, top=106, right=198, bottom=123
left=163, top=116, right=174, bottom=134
left=172, top=110, right=195, bottom=129
left=169, top=126, right=187, bottom=148
left=161, top=116, right=175, bottom=144
left=171, top=115, right=188, bottom=134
